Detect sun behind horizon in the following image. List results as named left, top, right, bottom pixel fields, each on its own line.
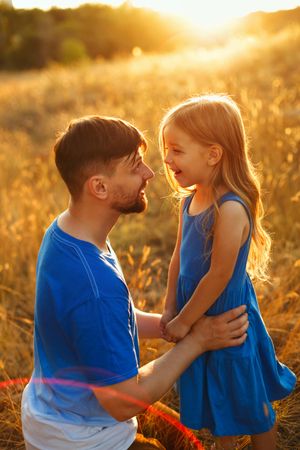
left=12, top=0, right=300, bottom=31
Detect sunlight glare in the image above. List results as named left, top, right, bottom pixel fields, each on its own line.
left=132, top=0, right=300, bottom=30
left=12, top=0, right=300, bottom=30
left=134, top=0, right=238, bottom=30
left=13, top=0, right=240, bottom=29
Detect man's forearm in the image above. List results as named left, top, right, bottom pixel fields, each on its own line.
left=93, top=306, right=248, bottom=421
left=95, top=333, right=201, bottom=421
left=137, top=333, right=199, bottom=403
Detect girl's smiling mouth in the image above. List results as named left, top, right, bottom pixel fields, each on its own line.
left=169, top=166, right=181, bottom=176
left=173, top=169, right=182, bottom=177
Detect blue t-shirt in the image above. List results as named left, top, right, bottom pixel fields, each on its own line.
left=24, top=218, right=140, bottom=427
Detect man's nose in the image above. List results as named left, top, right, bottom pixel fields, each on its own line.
left=144, top=164, right=155, bottom=180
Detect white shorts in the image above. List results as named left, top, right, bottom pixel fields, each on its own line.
left=21, top=391, right=137, bottom=450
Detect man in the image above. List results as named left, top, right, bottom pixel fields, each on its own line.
left=21, top=116, right=248, bottom=450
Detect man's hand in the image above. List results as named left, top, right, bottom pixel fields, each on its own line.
left=187, top=305, right=248, bottom=353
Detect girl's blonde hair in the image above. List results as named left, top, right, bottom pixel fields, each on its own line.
left=159, top=94, right=271, bottom=281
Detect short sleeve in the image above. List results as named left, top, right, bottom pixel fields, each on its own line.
left=66, top=295, right=139, bottom=386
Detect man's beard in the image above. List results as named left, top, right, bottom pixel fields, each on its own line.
left=110, top=185, right=148, bottom=214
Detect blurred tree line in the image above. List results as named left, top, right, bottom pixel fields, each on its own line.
left=236, top=7, right=300, bottom=35
left=0, top=3, right=193, bottom=69
left=0, top=3, right=299, bottom=70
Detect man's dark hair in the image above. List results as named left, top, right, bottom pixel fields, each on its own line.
left=54, top=115, right=147, bottom=199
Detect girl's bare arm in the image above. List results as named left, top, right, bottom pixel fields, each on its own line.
left=162, top=199, right=184, bottom=314
left=166, top=201, right=249, bottom=340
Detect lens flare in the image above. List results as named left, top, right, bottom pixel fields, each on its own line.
left=1, top=376, right=204, bottom=449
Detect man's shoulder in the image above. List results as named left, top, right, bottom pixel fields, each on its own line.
left=37, top=224, right=129, bottom=301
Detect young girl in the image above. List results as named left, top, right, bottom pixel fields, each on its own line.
left=159, top=95, right=296, bottom=450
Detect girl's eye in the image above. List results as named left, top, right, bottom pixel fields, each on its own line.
left=173, top=148, right=181, bottom=153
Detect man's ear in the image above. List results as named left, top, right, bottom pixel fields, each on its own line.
left=207, top=144, right=223, bottom=166
left=86, top=175, right=108, bottom=199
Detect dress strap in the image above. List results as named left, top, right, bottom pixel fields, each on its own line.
left=182, top=193, right=194, bottom=213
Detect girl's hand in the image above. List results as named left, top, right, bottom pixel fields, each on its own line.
left=165, top=317, right=191, bottom=343
left=160, top=309, right=177, bottom=340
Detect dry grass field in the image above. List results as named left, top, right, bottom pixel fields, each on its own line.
left=0, top=26, right=299, bottom=449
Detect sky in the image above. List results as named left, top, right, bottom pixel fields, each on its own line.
left=11, top=0, right=300, bottom=28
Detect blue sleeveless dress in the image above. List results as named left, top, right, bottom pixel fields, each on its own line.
left=177, top=192, right=296, bottom=436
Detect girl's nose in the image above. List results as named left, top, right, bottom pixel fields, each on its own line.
left=164, top=151, right=172, bottom=165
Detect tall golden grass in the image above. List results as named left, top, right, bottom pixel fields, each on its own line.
left=0, top=26, right=299, bottom=449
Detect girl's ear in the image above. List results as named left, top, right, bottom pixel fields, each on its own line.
left=86, top=175, right=108, bottom=199
left=207, top=144, right=223, bottom=166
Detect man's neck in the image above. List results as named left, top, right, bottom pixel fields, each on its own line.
left=57, top=199, right=119, bottom=252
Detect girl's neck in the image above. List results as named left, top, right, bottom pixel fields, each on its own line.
left=194, top=184, right=228, bottom=203
left=189, top=185, right=229, bottom=215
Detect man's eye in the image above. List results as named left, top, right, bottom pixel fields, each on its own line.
left=134, top=162, right=142, bottom=170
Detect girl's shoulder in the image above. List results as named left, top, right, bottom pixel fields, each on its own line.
left=218, top=192, right=252, bottom=226
left=218, top=191, right=247, bottom=209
